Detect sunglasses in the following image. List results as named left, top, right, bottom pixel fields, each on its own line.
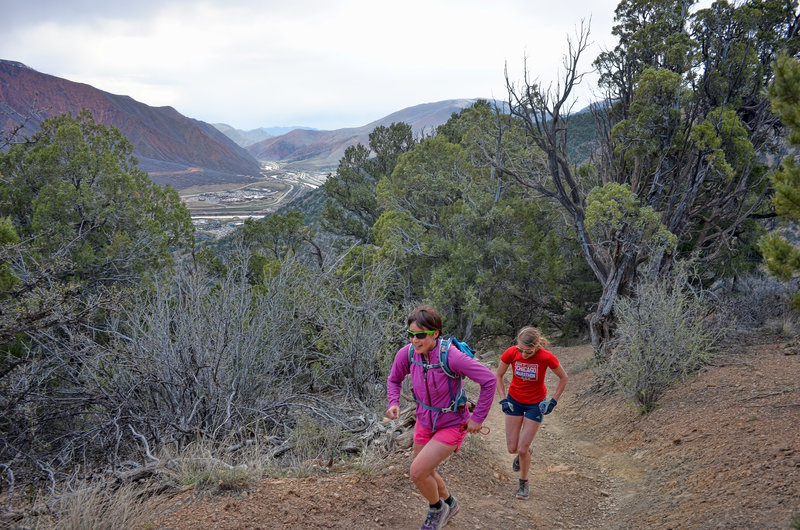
left=407, top=329, right=436, bottom=339
left=518, top=346, right=535, bottom=355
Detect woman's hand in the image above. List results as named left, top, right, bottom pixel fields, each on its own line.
left=386, top=405, right=400, bottom=420
left=463, top=419, right=483, bottom=433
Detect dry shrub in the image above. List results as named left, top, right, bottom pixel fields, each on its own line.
left=164, top=436, right=271, bottom=492
left=600, top=265, right=720, bottom=413
left=348, top=442, right=389, bottom=476
left=291, top=416, right=349, bottom=464
left=714, top=274, right=800, bottom=331
left=47, top=480, right=165, bottom=530
left=2, top=249, right=403, bottom=490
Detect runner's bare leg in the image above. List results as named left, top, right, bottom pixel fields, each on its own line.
left=517, top=418, right=541, bottom=480
left=410, top=440, right=456, bottom=503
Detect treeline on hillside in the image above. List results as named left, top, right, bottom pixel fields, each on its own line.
left=2, top=0, right=800, bottom=510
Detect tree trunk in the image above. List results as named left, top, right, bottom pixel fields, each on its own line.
left=589, top=254, right=634, bottom=353
left=589, top=311, right=612, bottom=353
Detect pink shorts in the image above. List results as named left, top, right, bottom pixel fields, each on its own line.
left=413, top=423, right=468, bottom=452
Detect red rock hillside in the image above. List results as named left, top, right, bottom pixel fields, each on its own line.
left=0, top=60, right=261, bottom=190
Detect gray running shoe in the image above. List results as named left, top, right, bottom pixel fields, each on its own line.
left=516, top=480, right=530, bottom=500
left=420, top=500, right=450, bottom=530
left=444, top=496, right=459, bottom=524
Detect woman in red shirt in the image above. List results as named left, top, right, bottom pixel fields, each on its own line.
left=495, top=326, right=568, bottom=500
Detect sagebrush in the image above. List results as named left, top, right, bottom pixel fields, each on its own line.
left=599, top=266, right=721, bottom=413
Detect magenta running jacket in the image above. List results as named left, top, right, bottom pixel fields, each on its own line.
left=387, top=339, right=496, bottom=431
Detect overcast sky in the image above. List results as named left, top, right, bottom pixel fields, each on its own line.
left=0, top=1, right=704, bottom=131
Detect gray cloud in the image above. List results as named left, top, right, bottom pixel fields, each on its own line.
left=2, top=0, right=628, bottom=130
left=2, top=0, right=162, bottom=29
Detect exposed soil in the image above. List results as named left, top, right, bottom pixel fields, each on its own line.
left=154, top=339, right=800, bottom=529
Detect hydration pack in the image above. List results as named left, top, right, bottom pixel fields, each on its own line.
left=407, top=337, right=475, bottom=378
left=407, top=338, right=476, bottom=422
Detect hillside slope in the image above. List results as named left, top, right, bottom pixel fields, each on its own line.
left=0, top=60, right=261, bottom=189
left=153, top=339, right=800, bottom=529
left=246, top=99, right=482, bottom=170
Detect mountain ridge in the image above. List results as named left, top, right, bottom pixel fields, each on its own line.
left=244, top=98, right=483, bottom=170
left=212, top=123, right=274, bottom=147
left=211, top=124, right=321, bottom=147
left=0, top=59, right=261, bottom=190
left=0, top=59, right=491, bottom=185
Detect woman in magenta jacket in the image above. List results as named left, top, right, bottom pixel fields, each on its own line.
left=386, top=305, right=496, bottom=530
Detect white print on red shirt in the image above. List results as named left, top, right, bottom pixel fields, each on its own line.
left=514, top=362, right=538, bottom=381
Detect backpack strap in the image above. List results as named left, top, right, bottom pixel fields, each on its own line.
left=408, top=343, right=443, bottom=371
left=407, top=340, right=467, bottom=431
left=407, top=339, right=458, bottom=377
left=438, top=338, right=459, bottom=379
left=437, top=338, right=466, bottom=411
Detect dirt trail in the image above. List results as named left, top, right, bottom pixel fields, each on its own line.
left=460, top=344, right=657, bottom=529
left=155, top=342, right=800, bottom=529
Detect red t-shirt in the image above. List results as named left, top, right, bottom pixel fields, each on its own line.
left=500, top=346, right=560, bottom=404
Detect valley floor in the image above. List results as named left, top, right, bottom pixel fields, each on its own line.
left=153, top=340, right=800, bottom=529
left=179, top=166, right=328, bottom=238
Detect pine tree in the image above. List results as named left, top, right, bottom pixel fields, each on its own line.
left=759, top=55, right=800, bottom=290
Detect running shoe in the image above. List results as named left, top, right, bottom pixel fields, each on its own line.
left=444, top=496, right=459, bottom=524
left=516, top=480, right=530, bottom=500
left=420, top=500, right=450, bottom=530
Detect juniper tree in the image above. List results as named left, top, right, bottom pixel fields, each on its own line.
left=374, top=104, right=582, bottom=339
left=759, top=54, right=800, bottom=298
left=485, top=0, right=799, bottom=350
left=321, top=122, right=414, bottom=244
left=0, top=111, right=193, bottom=480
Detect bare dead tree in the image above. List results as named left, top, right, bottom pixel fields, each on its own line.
left=482, top=22, right=630, bottom=349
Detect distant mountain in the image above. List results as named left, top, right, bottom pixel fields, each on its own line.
left=262, top=126, right=318, bottom=137
left=0, top=60, right=496, bottom=188
left=0, top=60, right=261, bottom=190
left=212, top=124, right=319, bottom=147
left=212, top=123, right=273, bottom=147
left=246, top=99, right=482, bottom=170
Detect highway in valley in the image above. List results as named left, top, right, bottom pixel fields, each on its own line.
left=179, top=164, right=329, bottom=238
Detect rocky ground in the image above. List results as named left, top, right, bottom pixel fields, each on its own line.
left=153, top=339, right=800, bottom=529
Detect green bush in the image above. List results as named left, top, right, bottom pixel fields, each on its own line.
left=557, top=305, right=589, bottom=345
